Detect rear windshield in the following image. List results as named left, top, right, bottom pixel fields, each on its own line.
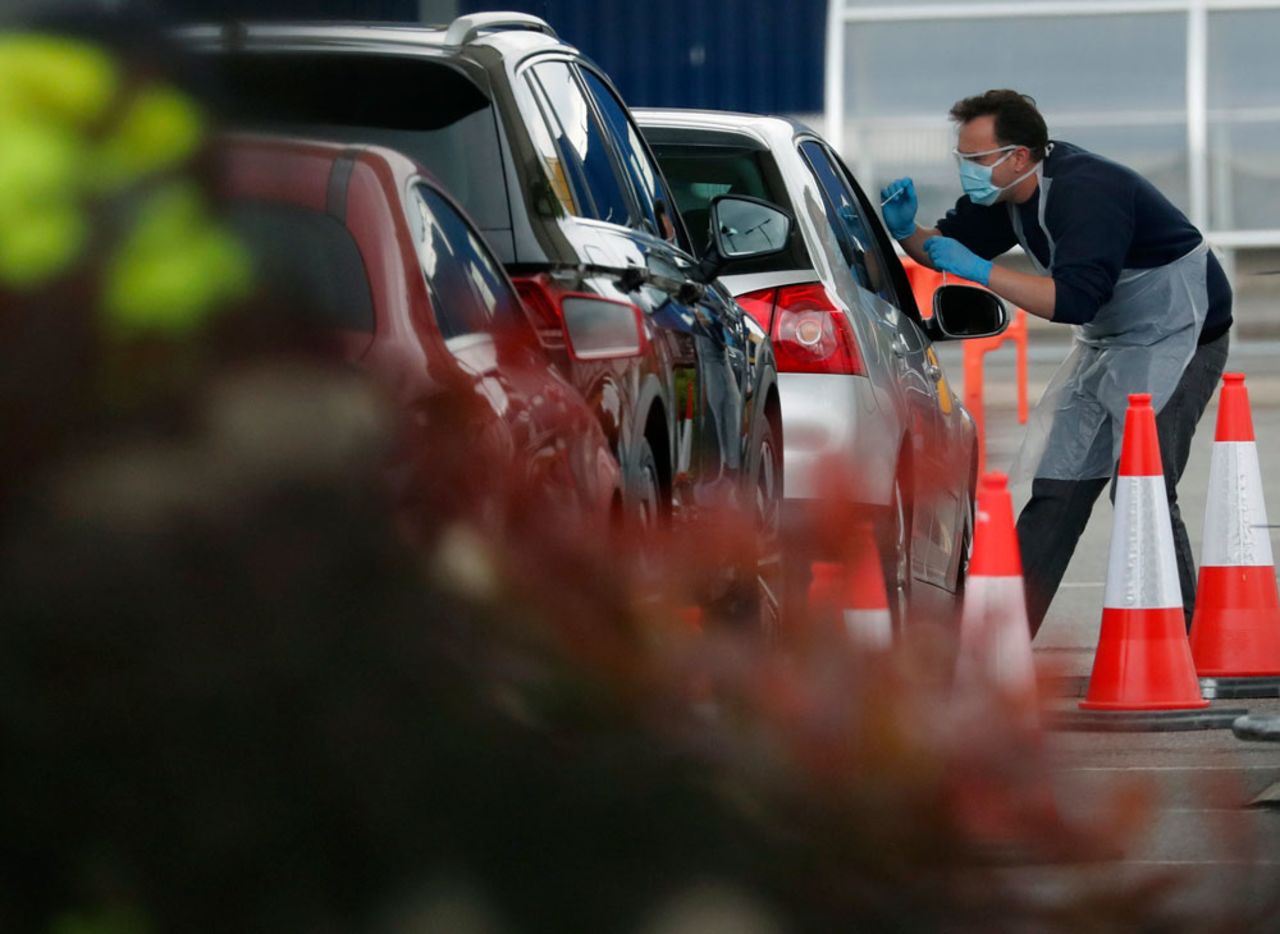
left=212, top=53, right=511, bottom=237
left=229, top=201, right=375, bottom=333
left=649, top=142, right=809, bottom=274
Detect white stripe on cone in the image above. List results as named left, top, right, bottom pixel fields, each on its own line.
left=958, top=576, right=1035, bottom=695
left=1106, top=475, right=1182, bottom=610
left=1203, top=441, right=1273, bottom=567
left=677, top=420, right=693, bottom=475
left=843, top=608, right=891, bottom=650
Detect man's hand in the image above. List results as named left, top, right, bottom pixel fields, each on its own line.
left=880, top=178, right=918, bottom=241
left=923, top=236, right=993, bottom=286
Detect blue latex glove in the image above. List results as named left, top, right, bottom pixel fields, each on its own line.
left=923, top=236, right=993, bottom=286
left=879, top=177, right=918, bottom=241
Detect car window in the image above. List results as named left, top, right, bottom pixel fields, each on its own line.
left=799, top=140, right=893, bottom=303
left=408, top=185, right=530, bottom=341
left=833, top=152, right=922, bottom=322
left=578, top=68, right=678, bottom=242
left=216, top=54, right=511, bottom=236
left=524, top=75, right=584, bottom=217
left=529, top=61, right=633, bottom=226
left=228, top=201, right=374, bottom=333
left=648, top=141, right=810, bottom=273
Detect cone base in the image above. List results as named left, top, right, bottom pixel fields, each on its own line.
left=1232, top=713, right=1280, bottom=742
left=1051, top=707, right=1246, bottom=732
left=1082, top=607, right=1208, bottom=711
left=1078, top=697, right=1209, bottom=711
left=1199, top=675, right=1280, bottom=700
left=1190, top=566, right=1280, bottom=676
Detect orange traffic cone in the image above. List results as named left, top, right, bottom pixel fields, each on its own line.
left=1080, top=393, right=1209, bottom=712
left=956, top=472, right=1036, bottom=703
left=807, top=522, right=891, bottom=649
left=1190, top=373, right=1280, bottom=682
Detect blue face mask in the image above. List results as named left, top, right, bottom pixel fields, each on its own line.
left=955, top=145, right=1037, bottom=206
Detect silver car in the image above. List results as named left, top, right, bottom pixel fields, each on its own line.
left=636, top=109, right=1006, bottom=626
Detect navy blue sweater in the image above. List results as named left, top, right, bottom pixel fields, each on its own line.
left=935, top=141, right=1232, bottom=343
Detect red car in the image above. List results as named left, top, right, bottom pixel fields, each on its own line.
left=217, top=134, right=623, bottom=534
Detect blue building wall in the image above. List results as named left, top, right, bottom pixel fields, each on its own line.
left=459, top=0, right=826, bottom=113
left=159, top=0, right=827, bottom=113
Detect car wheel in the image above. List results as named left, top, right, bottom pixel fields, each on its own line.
left=886, top=474, right=912, bottom=633
left=631, top=435, right=663, bottom=533
left=752, top=416, right=783, bottom=634
left=625, top=435, right=668, bottom=592
left=955, top=484, right=976, bottom=598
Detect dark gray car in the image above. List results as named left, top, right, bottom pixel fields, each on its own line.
left=183, top=14, right=787, bottom=622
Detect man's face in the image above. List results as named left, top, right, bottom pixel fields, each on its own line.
left=955, top=115, right=1033, bottom=192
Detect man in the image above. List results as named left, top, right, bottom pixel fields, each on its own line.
left=880, top=89, right=1232, bottom=637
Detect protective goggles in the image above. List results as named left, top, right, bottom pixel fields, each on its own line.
left=951, top=144, right=1020, bottom=165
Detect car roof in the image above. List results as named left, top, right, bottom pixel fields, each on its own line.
left=217, top=132, right=435, bottom=201
left=175, top=19, right=570, bottom=60
left=632, top=108, right=818, bottom=141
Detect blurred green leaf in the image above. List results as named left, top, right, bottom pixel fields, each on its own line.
left=0, top=33, right=119, bottom=128
left=94, top=84, right=204, bottom=192
left=0, top=200, right=86, bottom=288
left=102, top=182, right=252, bottom=337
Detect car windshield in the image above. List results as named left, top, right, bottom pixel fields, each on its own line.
left=648, top=141, right=809, bottom=274
left=211, top=53, right=512, bottom=242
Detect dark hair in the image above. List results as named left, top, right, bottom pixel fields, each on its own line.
left=949, top=90, right=1049, bottom=161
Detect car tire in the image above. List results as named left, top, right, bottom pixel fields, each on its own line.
left=623, top=434, right=669, bottom=592
left=886, top=474, right=912, bottom=634
left=630, top=435, right=663, bottom=533
left=955, top=471, right=976, bottom=598
left=752, top=415, right=783, bottom=634
left=704, top=415, right=782, bottom=635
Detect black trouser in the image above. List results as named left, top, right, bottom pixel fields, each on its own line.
left=1016, top=331, right=1231, bottom=638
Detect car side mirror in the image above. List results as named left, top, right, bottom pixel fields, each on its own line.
left=691, top=195, right=793, bottom=283
left=560, top=295, right=646, bottom=360
left=928, top=285, right=1009, bottom=341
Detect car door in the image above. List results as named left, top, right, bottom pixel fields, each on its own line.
left=830, top=143, right=972, bottom=587
left=575, top=64, right=757, bottom=506
left=407, top=181, right=607, bottom=515
left=830, top=151, right=972, bottom=588
left=521, top=57, right=751, bottom=510
left=796, top=138, right=952, bottom=586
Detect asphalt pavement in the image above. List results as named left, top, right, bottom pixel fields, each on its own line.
left=935, top=337, right=1280, bottom=922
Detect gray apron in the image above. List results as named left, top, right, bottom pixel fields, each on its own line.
left=1008, top=167, right=1211, bottom=482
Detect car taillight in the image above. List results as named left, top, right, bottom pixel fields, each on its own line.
left=740, top=282, right=865, bottom=376
left=512, top=275, right=565, bottom=342
left=735, top=288, right=776, bottom=333
left=512, top=274, right=645, bottom=361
